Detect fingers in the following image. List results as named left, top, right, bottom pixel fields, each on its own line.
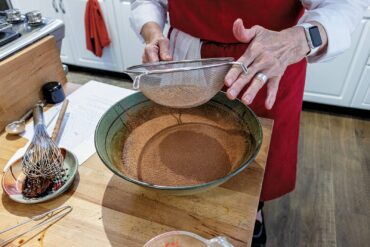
left=224, top=46, right=261, bottom=87
left=158, top=38, right=172, bottom=61
left=265, top=76, right=281, bottom=109
left=240, top=74, right=267, bottom=105
left=142, top=37, right=172, bottom=63
left=142, top=43, right=159, bottom=63
left=233, top=18, right=258, bottom=43
left=226, top=65, right=258, bottom=99
left=225, top=20, right=264, bottom=87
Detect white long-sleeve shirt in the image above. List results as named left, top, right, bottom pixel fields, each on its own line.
left=130, top=0, right=370, bottom=63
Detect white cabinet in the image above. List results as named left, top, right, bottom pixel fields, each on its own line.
left=351, top=66, right=370, bottom=109
left=112, top=0, right=144, bottom=69
left=11, top=0, right=76, bottom=64
left=62, top=0, right=123, bottom=72
left=304, top=11, right=370, bottom=110
left=12, top=0, right=124, bottom=72
left=112, top=0, right=170, bottom=69
left=304, top=20, right=368, bottom=107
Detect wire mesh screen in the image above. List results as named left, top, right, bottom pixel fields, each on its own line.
left=126, top=58, right=240, bottom=108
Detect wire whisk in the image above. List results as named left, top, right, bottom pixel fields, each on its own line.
left=21, top=102, right=67, bottom=197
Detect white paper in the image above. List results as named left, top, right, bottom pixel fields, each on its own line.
left=4, top=80, right=135, bottom=172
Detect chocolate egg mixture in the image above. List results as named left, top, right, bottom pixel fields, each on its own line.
left=121, top=105, right=251, bottom=186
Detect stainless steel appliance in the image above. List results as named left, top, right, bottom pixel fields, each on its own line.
left=0, top=8, right=64, bottom=61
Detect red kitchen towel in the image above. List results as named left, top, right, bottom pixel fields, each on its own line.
left=84, top=0, right=111, bottom=57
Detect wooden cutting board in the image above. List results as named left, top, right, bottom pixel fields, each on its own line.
left=0, top=82, right=274, bottom=247
left=0, top=35, right=67, bottom=131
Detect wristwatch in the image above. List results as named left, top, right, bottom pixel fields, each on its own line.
left=298, top=23, right=322, bottom=56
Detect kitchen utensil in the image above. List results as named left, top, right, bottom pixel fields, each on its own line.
left=42, top=81, right=65, bottom=104
left=2, top=148, right=78, bottom=204
left=5, top=108, right=33, bottom=135
left=124, top=57, right=248, bottom=108
left=2, top=99, right=78, bottom=203
left=21, top=101, right=66, bottom=198
left=144, top=231, right=233, bottom=247
left=22, top=102, right=64, bottom=179
left=3, top=105, right=62, bottom=173
left=0, top=205, right=72, bottom=246
left=51, top=99, right=69, bottom=142
left=95, top=91, right=262, bottom=195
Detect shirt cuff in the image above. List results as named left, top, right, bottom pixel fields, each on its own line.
left=130, top=2, right=167, bottom=43
left=298, top=10, right=351, bottom=63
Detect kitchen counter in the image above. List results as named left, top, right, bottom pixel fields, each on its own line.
left=0, top=83, right=273, bottom=247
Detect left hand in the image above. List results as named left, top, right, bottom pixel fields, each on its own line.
left=224, top=19, right=310, bottom=109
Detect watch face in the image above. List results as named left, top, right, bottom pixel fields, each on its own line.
left=309, top=26, right=322, bottom=48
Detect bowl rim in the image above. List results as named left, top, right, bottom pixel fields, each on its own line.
left=94, top=91, right=263, bottom=191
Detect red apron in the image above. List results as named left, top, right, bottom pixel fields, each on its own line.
left=168, top=0, right=307, bottom=201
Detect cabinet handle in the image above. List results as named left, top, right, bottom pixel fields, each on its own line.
left=59, top=0, right=66, bottom=14
left=52, top=0, right=59, bottom=13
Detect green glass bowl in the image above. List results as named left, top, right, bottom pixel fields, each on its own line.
left=95, top=92, right=262, bottom=195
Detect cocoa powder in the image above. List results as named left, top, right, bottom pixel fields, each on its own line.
left=121, top=106, right=250, bottom=186
left=141, top=84, right=214, bottom=108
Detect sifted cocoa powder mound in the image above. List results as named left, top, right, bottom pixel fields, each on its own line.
left=138, top=127, right=231, bottom=185
left=121, top=108, right=250, bottom=187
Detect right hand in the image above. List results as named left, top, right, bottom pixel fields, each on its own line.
left=141, top=22, right=172, bottom=63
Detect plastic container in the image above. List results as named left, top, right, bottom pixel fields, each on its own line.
left=144, top=231, right=234, bottom=247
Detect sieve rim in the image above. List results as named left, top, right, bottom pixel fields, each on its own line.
left=125, top=57, right=248, bottom=90
left=126, top=57, right=234, bottom=71
left=124, top=57, right=247, bottom=76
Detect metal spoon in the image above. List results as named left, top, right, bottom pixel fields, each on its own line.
left=5, top=109, right=33, bottom=135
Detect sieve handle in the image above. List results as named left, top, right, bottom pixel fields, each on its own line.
left=229, top=61, right=248, bottom=74
left=131, top=62, right=248, bottom=76
left=132, top=74, right=143, bottom=90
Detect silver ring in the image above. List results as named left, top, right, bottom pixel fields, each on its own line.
left=256, top=73, right=268, bottom=84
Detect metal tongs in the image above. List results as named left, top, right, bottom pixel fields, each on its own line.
left=0, top=205, right=72, bottom=246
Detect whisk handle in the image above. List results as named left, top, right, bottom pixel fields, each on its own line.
left=51, top=100, right=69, bottom=142
left=33, top=102, right=45, bottom=127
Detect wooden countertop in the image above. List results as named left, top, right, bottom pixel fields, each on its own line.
left=0, top=83, right=273, bottom=247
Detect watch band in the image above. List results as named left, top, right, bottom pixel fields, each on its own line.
left=298, top=23, right=322, bottom=56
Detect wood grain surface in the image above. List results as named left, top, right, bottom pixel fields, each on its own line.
left=0, top=85, right=273, bottom=247
left=265, top=110, right=370, bottom=247
left=0, top=36, right=67, bottom=131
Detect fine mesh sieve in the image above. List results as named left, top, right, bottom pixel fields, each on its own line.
left=125, top=57, right=248, bottom=108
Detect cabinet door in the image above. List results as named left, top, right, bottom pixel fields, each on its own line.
left=304, top=20, right=368, bottom=107
left=351, top=66, right=370, bottom=110
left=62, top=0, right=123, bottom=72
left=113, top=0, right=144, bottom=69
left=10, top=0, right=75, bottom=64
left=113, top=0, right=170, bottom=69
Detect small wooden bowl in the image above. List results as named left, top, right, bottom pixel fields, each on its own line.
left=2, top=148, right=78, bottom=204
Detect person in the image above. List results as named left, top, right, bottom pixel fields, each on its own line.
left=130, top=1, right=369, bottom=246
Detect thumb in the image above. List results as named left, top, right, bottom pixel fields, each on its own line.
left=233, top=18, right=257, bottom=43
left=158, top=38, right=172, bottom=61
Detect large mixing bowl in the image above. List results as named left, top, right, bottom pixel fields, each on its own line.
left=95, top=92, right=262, bottom=195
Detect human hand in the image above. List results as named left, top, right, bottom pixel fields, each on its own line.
left=224, top=19, right=311, bottom=109
left=140, top=22, right=172, bottom=63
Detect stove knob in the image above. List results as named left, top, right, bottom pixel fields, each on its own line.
left=26, top=11, right=43, bottom=26
left=5, top=9, right=23, bottom=23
